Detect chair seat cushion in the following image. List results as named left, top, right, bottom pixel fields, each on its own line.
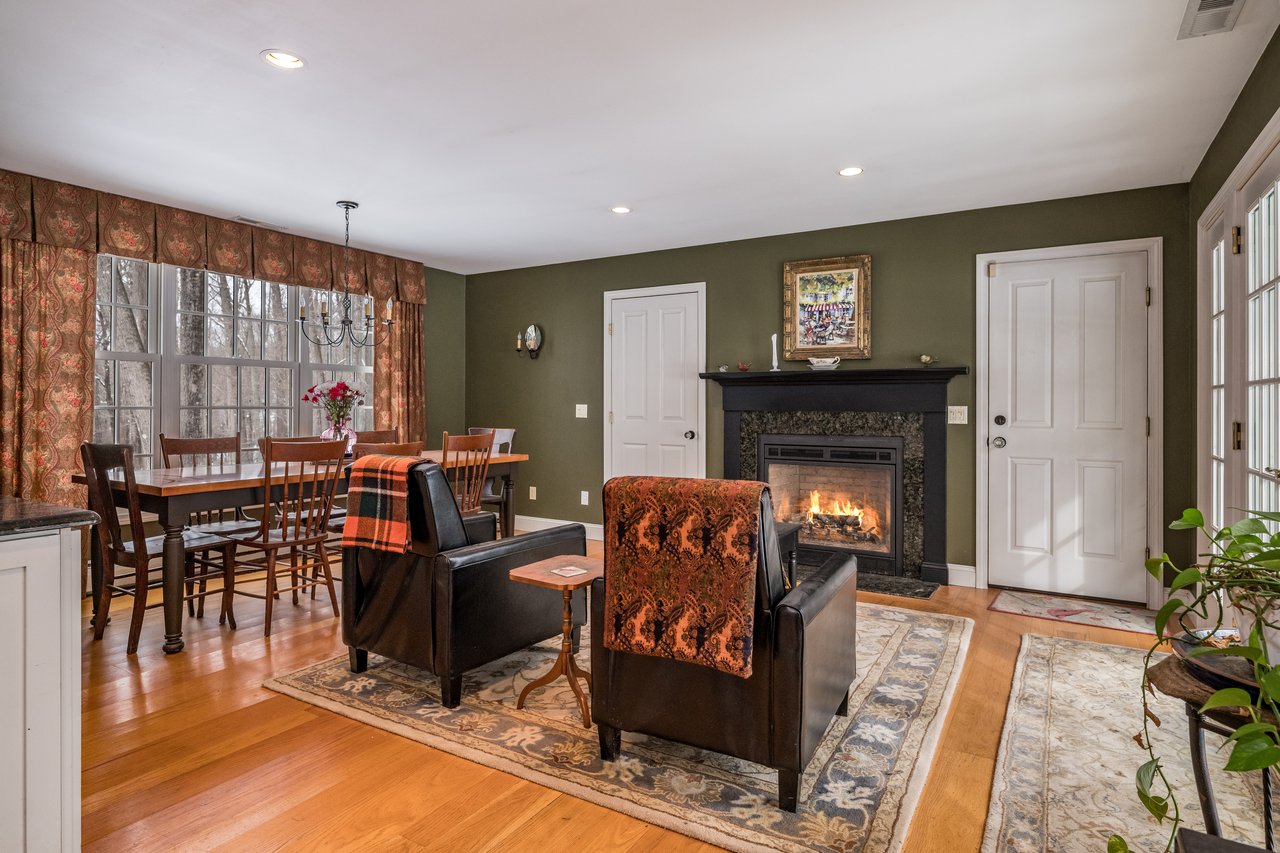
left=121, top=529, right=229, bottom=556
left=225, top=529, right=327, bottom=548
left=190, top=518, right=260, bottom=536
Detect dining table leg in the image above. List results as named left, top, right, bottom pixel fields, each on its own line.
left=500, top=472, right=515, bottom=538
left=160, top=516, right=186, bottom=654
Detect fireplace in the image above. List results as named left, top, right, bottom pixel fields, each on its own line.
left=701, top=366, right=967, bottom=583
left=759, top=434, right=904, bottom=575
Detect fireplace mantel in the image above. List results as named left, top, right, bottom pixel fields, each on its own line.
left=702, top=365, right=968, bottom=584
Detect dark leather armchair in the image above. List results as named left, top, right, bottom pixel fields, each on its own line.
left=343, top=461, right=586, bottom=707
left=591, top=479, right=858, bottom=811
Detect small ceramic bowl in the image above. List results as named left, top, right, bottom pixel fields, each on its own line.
left=808, top=357, right=841, bottom=367
left=737, top=361, right=752, bottom=372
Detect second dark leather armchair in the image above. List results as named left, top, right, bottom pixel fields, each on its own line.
left=591, top=478, right=858, bottom=811
left=343, top=461, right=586, bottom=707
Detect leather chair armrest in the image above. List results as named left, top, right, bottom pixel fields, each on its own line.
left=772, top=553, right=858, bottom=773
left=437, top=523, right=585, bottom=572
left=462, top=510, right=498, bottom=544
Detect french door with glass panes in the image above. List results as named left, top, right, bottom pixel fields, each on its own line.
left=1204, top=142, right=1280, bottom=529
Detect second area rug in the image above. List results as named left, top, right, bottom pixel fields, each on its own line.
left=267, top=602, right=972, bottom=853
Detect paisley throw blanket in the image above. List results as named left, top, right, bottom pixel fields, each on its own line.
left=602, top=476, right=764, bottom=678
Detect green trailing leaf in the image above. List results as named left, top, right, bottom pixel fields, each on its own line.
left=1231, top=517, right=1269, bottom=536
left=1224, top=734, right=1280, bottom=772
left=1135, top=758, right=1159, bottom=795
left=1187, top=644, right=1265, bottom=662
left=1145, top=555, right=1170, bottom=579
left=1226, top=721, right=1278, bottom=742
left=1154, top=598, right=1184, bottom=639
left=1261, top=668, right=1280, bottom=703
left=1138, top=790, right=1170, bottom=822
left=1169, top=508, right=1204, bottom=530
left=1168, top=567, right=1203, bottom=594
left=1107, top=835, right=1131, bottom=853
left=1251, top=510, right=1280, bottom=523
left=1199, top=688, right=1253, bottom=713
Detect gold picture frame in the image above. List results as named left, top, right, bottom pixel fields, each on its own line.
left=782, top=254, right=871, bottom=360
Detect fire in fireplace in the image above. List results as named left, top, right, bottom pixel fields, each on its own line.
left=759, top=434, right=903, bottom=574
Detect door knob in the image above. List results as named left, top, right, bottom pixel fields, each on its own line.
left=684, top=430, right=696, bottom=440
left=992, top=436, right=1007, bottom=448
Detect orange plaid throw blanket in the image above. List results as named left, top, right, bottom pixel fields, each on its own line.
left=341, top=454, right=419, bottom=552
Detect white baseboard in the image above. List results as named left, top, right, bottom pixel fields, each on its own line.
left=947, top=563, right=977, bottom=588
left=515, top=514, right=604, bottom=541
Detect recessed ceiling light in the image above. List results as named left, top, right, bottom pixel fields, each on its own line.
left=610, top=206, right=632, bottom=215
left=838, top=167, right=864, bottom=177
left=260, top=49, right=306, bottom=70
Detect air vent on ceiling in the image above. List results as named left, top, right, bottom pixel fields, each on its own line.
left=232, top=215, right=288, bottom=231
left=1178, top=0, right=1247, bottom=39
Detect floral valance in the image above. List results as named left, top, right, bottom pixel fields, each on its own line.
left=0, top=168, right=428, bottom=303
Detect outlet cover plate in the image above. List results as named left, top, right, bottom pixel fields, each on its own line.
left=529, top=486, right=537, bottom=500
left=948, top=405, right=968, bottom=425
left=575, top=404, right=588, bottom=418
left=580, top=490, right=589, bottom=505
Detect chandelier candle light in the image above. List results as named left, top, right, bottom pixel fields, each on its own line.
left=298, top=201, right=394, bottom=349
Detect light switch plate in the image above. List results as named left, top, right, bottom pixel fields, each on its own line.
left=948, top=405, right=968, bottom=425
left=580, top=491, right=590, bottom=505
left=575, top=404, right=588, bottom=418
left=529, top=486, right=537, bottom=500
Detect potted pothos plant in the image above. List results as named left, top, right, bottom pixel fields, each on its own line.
left=1110, top=508, right=1280, bottom=853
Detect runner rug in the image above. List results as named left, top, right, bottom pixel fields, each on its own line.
left=988, top=589, right=1156, bottom=634
left=266, top=602, right=971, bottom=853
left=983, top=635, right=1268, bottom=852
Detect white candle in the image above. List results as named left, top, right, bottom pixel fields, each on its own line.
left=771, top=333, right=779, bottom=371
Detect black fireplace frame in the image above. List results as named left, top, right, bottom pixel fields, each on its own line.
left=702, top=366, right=968, bottom=584
left=758, top=433, right=905, bottom=575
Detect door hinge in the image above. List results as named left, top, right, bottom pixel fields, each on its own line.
left=1232, top=226, right=1243, bottom=255
left=1146, top=416, right=1150, bottom=436
left=1233, top=420, right=1243, bottom=451
left=608, top=411, right=614, bottom=424
left=1145, top=546, right=1151, bottom=560
left=608, top=323, right=613, bottom=335
left=986, top=261, right=997, bottom=278
left=1145, top=287, right=1151, bottom=307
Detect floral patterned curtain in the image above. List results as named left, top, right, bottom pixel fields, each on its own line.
left=0, top=239, right=96, bottom=505
left=374, top=300, right=426, bottom=442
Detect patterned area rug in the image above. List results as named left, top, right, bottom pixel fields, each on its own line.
left=989, top=589, right=1156, bottom=634
left=983, top=635, right=1268, bottom=852
left=267, top=602, right=972, bottom=853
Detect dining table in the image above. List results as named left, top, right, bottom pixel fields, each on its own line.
left=73, top=448, right=529, bottom=654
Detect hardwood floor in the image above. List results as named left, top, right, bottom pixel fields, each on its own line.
left=82, top=542, right=1153, bottom=852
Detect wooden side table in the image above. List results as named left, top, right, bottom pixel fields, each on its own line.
left=509, top=555, right=603, bottom=728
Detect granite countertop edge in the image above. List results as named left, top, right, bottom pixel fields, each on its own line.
left=0, top=496, right=98, bottom=536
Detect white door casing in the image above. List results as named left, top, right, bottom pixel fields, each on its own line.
left=976, top=240, right=1164, bottom=607
left=603, top=283, right=706, bottom=481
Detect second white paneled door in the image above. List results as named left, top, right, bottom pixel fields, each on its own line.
left=987, top=251, right=1150, bottom=602
left=605, top=285, right=705, bottom=479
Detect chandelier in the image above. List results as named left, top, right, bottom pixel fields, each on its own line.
left=297, top=200, right=393, bottom=349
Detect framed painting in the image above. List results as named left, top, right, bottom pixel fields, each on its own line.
left=782, top=254, right=871, bottom=360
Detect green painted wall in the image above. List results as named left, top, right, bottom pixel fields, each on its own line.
left=463, top=185, right=1192, bottom=566
left=1190, top=25, right=1280, bottom=218
left=424, top=266, right=467, bottom=441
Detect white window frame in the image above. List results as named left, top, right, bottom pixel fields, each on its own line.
left=1197, top=105, right=1280, bottom=530
left=93, top=255, right=162, bottom=468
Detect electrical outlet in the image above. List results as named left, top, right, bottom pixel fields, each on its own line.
left=529, top=486, right=537, bottom=500
left=580, top=491, right=590, bottom=506
left=575, top=404, right=588, bottom=418
left=948, top=405, right=968, bottom=425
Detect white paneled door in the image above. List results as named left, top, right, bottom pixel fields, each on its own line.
left=987, top=252, right=1149, bottom=602
left=605, top=286, right=704, bottom=479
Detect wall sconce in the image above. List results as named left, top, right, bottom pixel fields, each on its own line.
left=517, top=324, right=544, bottom=359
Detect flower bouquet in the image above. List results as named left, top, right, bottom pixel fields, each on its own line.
left=301, top=380, right=365, bottom=453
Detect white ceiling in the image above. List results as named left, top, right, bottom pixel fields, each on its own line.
left=1, top=1, right=1276, bottom=274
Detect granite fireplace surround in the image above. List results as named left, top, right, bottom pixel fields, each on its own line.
left=702, top=367, right=968, bottom=584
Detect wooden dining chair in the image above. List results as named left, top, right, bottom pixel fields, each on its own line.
left=355, top=429, right=398, bottom=444
left=468, top=427, right=516, bottom=527
left=351, top=441, right=424, bottom=459
left=441, top=431, right=494, bottom=513
left=157, top=433, right=260, bottom=542
left=222, top=437, right=347, bottom=637
left=81, top=442, right=235, bottom=654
